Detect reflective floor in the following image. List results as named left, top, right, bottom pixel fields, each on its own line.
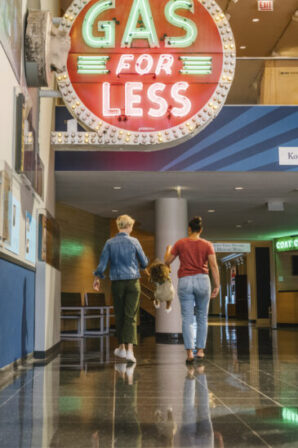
left=1, top=322, right=298, bottom=447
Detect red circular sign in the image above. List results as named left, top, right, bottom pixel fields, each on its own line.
left=57, top=0, right=235, bottom=148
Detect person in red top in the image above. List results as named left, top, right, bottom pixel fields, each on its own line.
left=165, top=216, right=220, bottom=363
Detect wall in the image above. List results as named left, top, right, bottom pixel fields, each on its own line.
left=0, top=259, right=35, bottom=368
left=56, top=202, right=110, bottom=303
left=0, top=0, right=61, bottom=367
left=260, top=61, right=298, bottom=105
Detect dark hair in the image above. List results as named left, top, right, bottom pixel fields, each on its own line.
left=188, top=216, right=203, bottom=233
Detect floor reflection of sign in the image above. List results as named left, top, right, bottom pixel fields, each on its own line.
left=25, top=211, right=36, bottom=263
left=213, top=243, right=251, bottom=253
left=5, top=194, right=20, bottom=255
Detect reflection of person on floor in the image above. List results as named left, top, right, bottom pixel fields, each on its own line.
left=114, top=363, right=142, bottom=448
left=178, top=365, right=214, bottom=448
left=91, top=363, right=141, bottom=448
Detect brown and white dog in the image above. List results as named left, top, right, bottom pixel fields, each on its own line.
left=149, top=260, right=175, bottom=312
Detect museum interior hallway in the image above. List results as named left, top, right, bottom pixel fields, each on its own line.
left=0, top=321, right=297, bottom=448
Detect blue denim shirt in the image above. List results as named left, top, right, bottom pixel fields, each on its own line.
left=94, top=232, right=148, bottom=281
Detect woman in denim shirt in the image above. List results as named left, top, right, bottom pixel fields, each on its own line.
left=93, top=215, right=148, bottom=363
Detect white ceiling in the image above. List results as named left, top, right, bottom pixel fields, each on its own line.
left=56, top=171, right=298, bottom=240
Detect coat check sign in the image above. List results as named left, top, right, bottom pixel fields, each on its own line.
left=258, top=1, right=274, bottom=12
left=56, top=0, right=236, bottom=149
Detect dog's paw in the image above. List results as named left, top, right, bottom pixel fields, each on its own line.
left=153, top=301, right=160, bottom=309
left=165, top=306, right=172, bottom=313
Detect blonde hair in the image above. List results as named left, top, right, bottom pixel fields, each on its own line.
left=116, top=215, right=135, bottom=230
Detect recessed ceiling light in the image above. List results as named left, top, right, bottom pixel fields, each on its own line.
left=240, top=46, right=246, bottom=50
left=236, top=224, right=242, bottom=228
left=113, top=186, right=122, bottom=190
left=247, top=220, right=253, bottom=224
left=112, top=210, right=119, bottom=213
left=252, top=18, right=260, bottom=22
left=208, top=210, right=216, bottom=213
left=234, top=186, right=244, bottom=190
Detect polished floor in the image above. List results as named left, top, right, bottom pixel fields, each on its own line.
left=0, top=322, right=298, bottom=448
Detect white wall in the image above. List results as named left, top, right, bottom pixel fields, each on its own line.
left=0, top=45, right=18, bottom=167
left=0, top=0, right=62, bottom=359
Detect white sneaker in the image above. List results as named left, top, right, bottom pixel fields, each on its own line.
left=114, top=347, right=127, bottom=358
left=126, top=350, right=136, bottom=363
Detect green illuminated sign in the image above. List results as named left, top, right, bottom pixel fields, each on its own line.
left=61, top=240, right=85, bottom=257
left=275, top=236, right=298, bottom=252
left=180, top=56, right=212, bottom=75
left=83, top=0, right=115, bottom=48
left=282, top=408, right=298, bottom=424
left=121, top=0, right=159, bottom=48
left=165, top=0, right=198, bottom=48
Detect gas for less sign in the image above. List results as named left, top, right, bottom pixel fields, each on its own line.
left=56, top=0, right=235, bottom=148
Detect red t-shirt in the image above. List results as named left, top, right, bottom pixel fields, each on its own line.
left=171, top=238, right=215, bottom=278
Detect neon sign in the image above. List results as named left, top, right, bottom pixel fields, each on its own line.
left=56, top=0, right=236, bottom=149
left=275, top=236, right=298, bottom=252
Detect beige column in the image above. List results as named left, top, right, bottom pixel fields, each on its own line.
left=155, top=198, right=188, bottom=339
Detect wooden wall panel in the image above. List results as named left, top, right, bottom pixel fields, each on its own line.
left=56, top=203, right=110, bottom=304
left=260, top=61, right=298, bottom=104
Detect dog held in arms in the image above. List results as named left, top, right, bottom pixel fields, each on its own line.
left=149, top=260, right=175, bottom=312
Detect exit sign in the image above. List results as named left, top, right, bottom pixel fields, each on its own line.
left=258, top=1, right=274, bottom=11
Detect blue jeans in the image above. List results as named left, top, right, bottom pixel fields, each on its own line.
left=178, top=274, right=211, bottom=350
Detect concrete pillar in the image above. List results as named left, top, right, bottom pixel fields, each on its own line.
left=155, top=198, right=188, bottom=340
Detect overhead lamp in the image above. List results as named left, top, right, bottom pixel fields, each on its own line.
left=252, top=18, right=260, bottom=22
left=113, top=186, right=122, bottom=190
left=267, top=200, right=284, bottom=212
left=236, top=224, right=242, bottom=228
left=240, top=46, right=246, bottom=50
left=234, top=186, right=244, bottom=190
left=112, top=209, right=119, bottom=213
left=208, top=210, right=216, bottom=213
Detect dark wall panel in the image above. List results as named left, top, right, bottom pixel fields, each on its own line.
left=0, top=259, right=35, bottom=368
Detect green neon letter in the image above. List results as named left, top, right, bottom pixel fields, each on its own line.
left=83, top=0, right=115, bottom=48
left=121, top=0, right=159, bottom=48
left=165, top=0, right=198, bottom=48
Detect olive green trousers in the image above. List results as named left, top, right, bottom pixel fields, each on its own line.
left=111, top=279, right=141, bottom=345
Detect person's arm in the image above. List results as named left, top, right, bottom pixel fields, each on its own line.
left=135, top=240, right=148, bottom=269
left=164, top=244, right=177, bottom=266
left=93, top=242, right=110, bottom=291
left=208, top=254, right=220, bottom=299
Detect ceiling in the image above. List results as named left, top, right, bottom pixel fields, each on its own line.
left=59, top=0, right=298, bottom=104
left=56, top=171, right=298, bottom=240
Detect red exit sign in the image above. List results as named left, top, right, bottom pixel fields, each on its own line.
left=258, top=1, right=274, bottom=11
